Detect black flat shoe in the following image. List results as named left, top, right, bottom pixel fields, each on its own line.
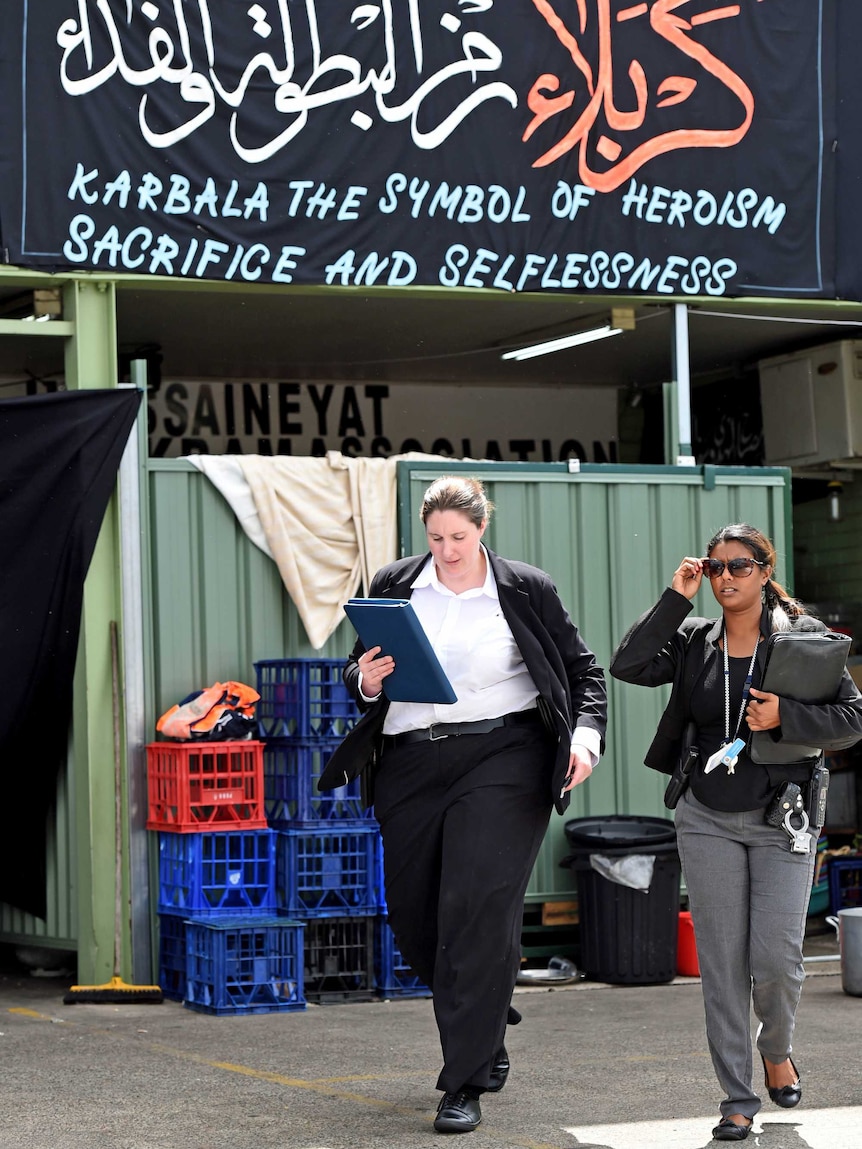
left=761, top=1053, right=802, bottom=1108
left=712, top=1117, right=751, bottom=1141
left=434, top=1091, right=482, bottom=1134
left=486, top=1046, right=509, bottom=1093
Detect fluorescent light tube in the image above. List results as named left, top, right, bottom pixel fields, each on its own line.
left=501, top=324, right=623, bottom=361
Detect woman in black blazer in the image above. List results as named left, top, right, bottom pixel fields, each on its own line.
left=611, top=522, right=862, bottom=1142
left=319, top=475, right=606, bottom=1134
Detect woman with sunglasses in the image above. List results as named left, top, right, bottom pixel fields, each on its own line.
left=610, top=523, right=862, bottom=1142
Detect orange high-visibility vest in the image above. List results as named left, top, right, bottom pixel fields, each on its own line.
left=156, top=681, right=259, bottom=740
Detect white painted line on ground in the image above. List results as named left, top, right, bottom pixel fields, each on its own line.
left=564, top=1107, right=862, bottom=1149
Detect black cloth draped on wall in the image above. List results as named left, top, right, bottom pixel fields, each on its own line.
left=0, top=388, right=142, bottom=919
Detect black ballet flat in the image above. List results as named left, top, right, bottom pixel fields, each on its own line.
left=712, top=1117, right=752, bottom=1141
left=761, top=1053, right=802, bottom=1108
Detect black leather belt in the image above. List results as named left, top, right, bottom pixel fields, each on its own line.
left=382, top=709, right=542, bottom=748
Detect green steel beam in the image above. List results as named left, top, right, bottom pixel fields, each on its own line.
left=126, top=361, right=159, bottom=983
left=64, top=279, right=128, bottom=986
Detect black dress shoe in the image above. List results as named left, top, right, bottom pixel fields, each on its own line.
left=486, top=1046, right=509, bottom=1093
left=761, top=1053, right=802, bottom=1108
left=434, top=1091, right=482, bottom=1133
left=712, top=1117, right=751, bottom=1141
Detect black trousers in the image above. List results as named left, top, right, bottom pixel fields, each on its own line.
left=372, top=719, right=554, bottom=1094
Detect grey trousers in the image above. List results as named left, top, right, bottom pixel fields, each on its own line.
left=674, top=788, right=816, bottom=1119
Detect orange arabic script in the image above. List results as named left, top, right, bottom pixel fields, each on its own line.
left=525, top=0, right=756, bottom=193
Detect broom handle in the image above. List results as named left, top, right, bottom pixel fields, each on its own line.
left=110, top=620, right=123, bottom=980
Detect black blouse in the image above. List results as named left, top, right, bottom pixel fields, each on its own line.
left=689, top=653, right=774, bottom=811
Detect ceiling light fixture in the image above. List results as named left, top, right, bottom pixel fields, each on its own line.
left=501, top=321, right=625, bottom=361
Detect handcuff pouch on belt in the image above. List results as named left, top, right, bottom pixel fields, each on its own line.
left=764, top=761, right=830, bottom=854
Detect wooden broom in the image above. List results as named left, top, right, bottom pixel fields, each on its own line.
left=64, top=621, right=163, bottom=1004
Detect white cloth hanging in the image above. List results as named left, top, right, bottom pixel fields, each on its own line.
left=188, top=451, right=441, bottom=648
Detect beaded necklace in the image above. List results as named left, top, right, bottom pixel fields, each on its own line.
left=721, top=621, right=759, bottom=775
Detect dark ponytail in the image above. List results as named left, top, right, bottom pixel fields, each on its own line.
left=764, top=577, right=805, bottom=631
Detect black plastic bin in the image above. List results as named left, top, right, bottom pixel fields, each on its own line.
left=561, top=816, right=681, bottom=985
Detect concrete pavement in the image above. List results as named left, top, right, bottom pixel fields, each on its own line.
left=0, top=930, right=859, bottom=1149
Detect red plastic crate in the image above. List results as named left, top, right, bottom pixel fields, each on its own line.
left=146, top=741, right=267, bottom=832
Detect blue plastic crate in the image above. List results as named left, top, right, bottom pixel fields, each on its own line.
left=157, top=830, right=275, bottom=915
left=303, top=915, right=377, bottom=1003
left=158, top=912, right=188, bottom=1002
left=184, top=916, right=306, bottom=1016
left=264, top=739, right=369, bottom=826
left=829, top=856, right=862, bottom=913
left=276, top=826, right=382, bottom=918
left=374, top=916, right=431, bottom=999
left=254, top=659, right=359, bottom=739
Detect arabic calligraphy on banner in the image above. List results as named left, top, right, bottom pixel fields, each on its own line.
left=1, top=0, right=834, bottom=296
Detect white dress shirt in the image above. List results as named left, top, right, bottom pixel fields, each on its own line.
left=360, top=548, right=600, bottom=765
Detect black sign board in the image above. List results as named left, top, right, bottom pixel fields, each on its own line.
left=0, top=1, right=845, bottom=298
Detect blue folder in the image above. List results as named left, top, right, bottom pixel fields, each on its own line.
left=344, top=598, right=457, bottom=704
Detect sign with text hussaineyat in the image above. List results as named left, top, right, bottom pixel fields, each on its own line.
left=0, top=1, right=836, bottom=297
left=146, top=379, right=620, bottom=462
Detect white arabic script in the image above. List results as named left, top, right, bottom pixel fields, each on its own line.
left=56, top=0, right=517, bottom=160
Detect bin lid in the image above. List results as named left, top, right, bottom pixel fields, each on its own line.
left=564, top=815, right=676, bottom=850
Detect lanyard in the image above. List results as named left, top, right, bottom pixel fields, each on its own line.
left=722, top=622, right=759, bottom=746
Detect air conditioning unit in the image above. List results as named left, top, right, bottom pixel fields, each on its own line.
left=758, top=340, right=862, bottom=466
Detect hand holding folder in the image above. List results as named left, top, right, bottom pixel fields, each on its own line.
left=344, top=599, right=458, bottom=704
left=749, top=630, right=851, bottom=764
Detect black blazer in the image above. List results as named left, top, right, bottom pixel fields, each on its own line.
left=318, top=548, right=607, bottom=815
left=610, top=587, right=862, bottom=779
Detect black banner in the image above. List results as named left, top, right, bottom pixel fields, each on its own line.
left=0, top=1, right=839, bottom=297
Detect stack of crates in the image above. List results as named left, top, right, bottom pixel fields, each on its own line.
left=146, top=738, right=306, bottom=1015
left=255, top=657, right=430, bottom=1002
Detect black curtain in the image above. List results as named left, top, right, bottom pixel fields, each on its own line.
left=0, top=388, right=142, bottom=918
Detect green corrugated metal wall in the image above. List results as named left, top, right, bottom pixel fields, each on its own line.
left=145, top=458, right=789, bottom=906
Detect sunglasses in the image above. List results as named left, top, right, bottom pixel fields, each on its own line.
left=701, top=557, right=766, bottom=579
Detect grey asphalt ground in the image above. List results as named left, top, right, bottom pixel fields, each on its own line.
left=0, top=929, right=858, bottom=1149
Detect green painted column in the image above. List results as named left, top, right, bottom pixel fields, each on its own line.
left=64, top=279, right=126, bottom=985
